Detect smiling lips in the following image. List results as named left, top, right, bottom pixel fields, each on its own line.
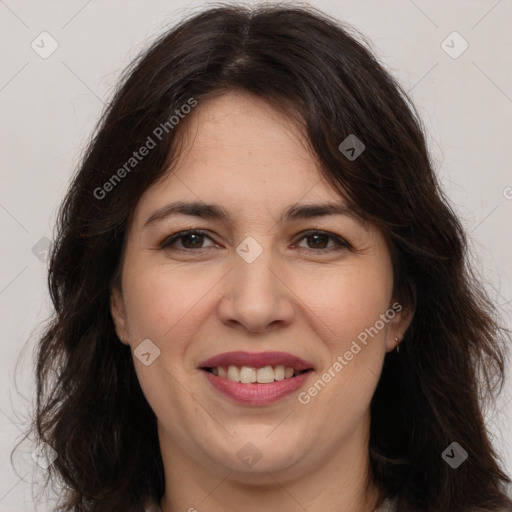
left=198, top=351, right=314, bottom=405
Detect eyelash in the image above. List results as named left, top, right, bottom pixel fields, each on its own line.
left=159, top=229, right=351, bottom=255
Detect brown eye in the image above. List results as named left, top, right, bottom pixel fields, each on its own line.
left=159, top=229, right=350, bottom=255
left=160, top=230, right=215, bottom=251
left=305, top=233, right=330, bottom=249
left=295, top=230, right=351, bottom=254
left=178, top=232, right=206, bottom=249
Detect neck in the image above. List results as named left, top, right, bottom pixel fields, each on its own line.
left=158, top=414, right=382, bottom=512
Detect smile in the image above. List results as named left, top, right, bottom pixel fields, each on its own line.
left=198, top=351, right=315, bottom=405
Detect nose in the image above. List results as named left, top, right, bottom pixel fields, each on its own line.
left=217, top=241, right=295, bottom=334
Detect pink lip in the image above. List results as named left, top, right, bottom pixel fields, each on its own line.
left=202, top=369, right=313, bottom=405
left=198, top=351, right=314, bottom=406
left=198, top=351, right=314, bottom=371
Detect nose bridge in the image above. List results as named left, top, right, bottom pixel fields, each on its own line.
left=233, top=233, right=280, bottom=300
left=218, top=233, right=294, bottom=332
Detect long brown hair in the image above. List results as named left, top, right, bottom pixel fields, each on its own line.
left=24, top=3, right=512, bottom=511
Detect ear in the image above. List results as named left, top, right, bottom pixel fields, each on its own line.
left=385, top=300, right=414, bottom=353
left=110, top=286, right=130, bottom=345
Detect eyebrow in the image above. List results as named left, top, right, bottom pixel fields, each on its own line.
left=143, top=200, right=361, bottom=228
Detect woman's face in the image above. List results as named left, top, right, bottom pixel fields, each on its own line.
left=111, top=91, right=411, bottom=482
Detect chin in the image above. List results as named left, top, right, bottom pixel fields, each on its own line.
left=211, top=433, right=307, bottom=476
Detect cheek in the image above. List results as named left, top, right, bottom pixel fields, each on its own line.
left=120, top=262, right=211, bottom=425
left=121, top=261, right=214, bottom=344
left=298, top=261, right=393, bottom=411
left=302, top=261, right=394, bottom=345
left=121, top=248, right=393, bottom=348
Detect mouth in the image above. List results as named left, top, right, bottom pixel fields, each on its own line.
left=197, top=351, right=315, bottom=405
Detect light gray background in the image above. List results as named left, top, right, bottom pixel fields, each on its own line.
left=1, top=0, right=511, bottom=510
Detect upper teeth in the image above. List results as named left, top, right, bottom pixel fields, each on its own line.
left=212, top=365, right=297, bottom=383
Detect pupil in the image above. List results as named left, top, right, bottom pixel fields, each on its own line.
left=184, top=233, right=202, bottom=248
left=309, top=234, right=326, bottom=248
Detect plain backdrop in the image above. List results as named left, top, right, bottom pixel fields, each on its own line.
left=1, top=0, right=511, bottom=510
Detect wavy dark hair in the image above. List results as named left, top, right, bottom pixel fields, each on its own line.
left=23, top=3, right=511, bottom=511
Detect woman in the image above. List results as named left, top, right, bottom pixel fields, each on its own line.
left=31, top=3, right=512, bottom=511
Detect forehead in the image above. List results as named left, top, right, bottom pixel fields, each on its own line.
left=132, top=91, right=352, bottom=226
left=176, top=91, right=319, bottom=180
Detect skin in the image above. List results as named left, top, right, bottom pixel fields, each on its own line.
left=111, top=91, right=412, bottom=512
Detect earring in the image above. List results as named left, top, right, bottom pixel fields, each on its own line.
left=395, top=336, right=400, bottom=354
